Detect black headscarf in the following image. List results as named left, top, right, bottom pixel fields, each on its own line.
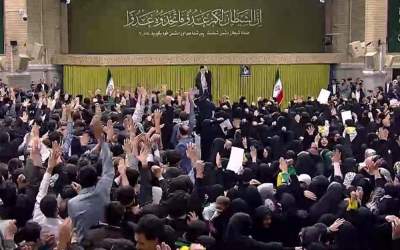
left=295, top=153, right=317, bottom=177
left=308, top=176, right=330, bottom=200
left=206, top=184, right=224, bottom=204
left=333, top=222, right=360, bottom=250
left=224, top=212, right=252, bottom=240
left=230, top=198, right=250, bottom=215
left=309, top=182, right=344, bottom=222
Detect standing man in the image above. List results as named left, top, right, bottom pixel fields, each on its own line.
left=338, top=78, right=351, bottom=100
left=328, top=79, right=339, bottom=97
left=35, top=79, right=49, bottom=93
left=195, top=65, right=212, bottom=100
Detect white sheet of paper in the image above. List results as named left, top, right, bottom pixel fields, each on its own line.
left=220, top=119, right=233, bottom=135
left=341, top=111, right=353, bottom=123
left=317, top=89, right=331, bottom=104
left=227, top=147, right=244, bottom=174
left=40, top=144, right=51, bottom=163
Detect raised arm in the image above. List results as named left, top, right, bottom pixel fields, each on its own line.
left=95, top=140, right=115, bottom=198
left=188, top=90, right=196, bottom=134
left=61, top=103, right=74, bottom=158
left=132, top=87, right=146, bottom=124
left=33, top=142, right=61, bottom=222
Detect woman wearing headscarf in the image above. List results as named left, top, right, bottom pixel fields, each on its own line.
left=257, top=163, right=277, bottom=184
left=258, top=146, right=273, bottom=164
left=208, top=138, right=228, bottom=166
left=309, top=182, right=344, bottom=223
left=200, top=119, right=219, bottom=161
left=252, top=206, right=282, bottom=244
left=229, top=198, right=251, bottom=215
left=295, top=152, right=317, bottom=177
left=224, top=212, right=295, bottom=250
left=331, top=222, right=361, bottom=250
left=275, top=192, right=305, bottom=247
left=241, top=185, right=263, bottom=214
left=257, top=183, right=276, bottom=210
left=271, top=135, right=285, bottom=161
left=307, top=176, right=329, bottom=201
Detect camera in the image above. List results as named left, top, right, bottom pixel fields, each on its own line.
left=22, top=13, right=28, bottom=21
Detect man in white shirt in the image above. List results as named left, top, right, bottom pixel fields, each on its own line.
left=32, top=142, right=64, bottom=241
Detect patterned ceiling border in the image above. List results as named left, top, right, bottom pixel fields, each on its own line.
left=52, top=53, right=346, bottom=66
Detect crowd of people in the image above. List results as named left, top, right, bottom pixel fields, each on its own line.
left=0, top=76, right=398, bottom=250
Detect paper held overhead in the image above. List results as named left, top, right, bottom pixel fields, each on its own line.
left=341, top=110, right=352, bottom=123
left=317, top=89, right=331, bottom=104
left=226, top=147, right=244, bottom=174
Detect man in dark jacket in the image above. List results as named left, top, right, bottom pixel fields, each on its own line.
left=0, top=131, right=22, bottom=163
left=195, top=66, right=212, bottom=101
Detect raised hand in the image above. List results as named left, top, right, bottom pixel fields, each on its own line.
left=304, top=190, right=317, bottom=201
left=22, top=98, right=30, bottom=108
left=4, top=220, right=17, bottom=240
left=154, top=109, right=162, bottom=121
left=128, top=121, right=137, bottom=136
left=216, top=152, right=222, bottom=169
left=48, top=141, right=62, bottom=172
left=31, top=124, right=40, bottom=138
left=224, top=139, right=232, bottom=150
left=306, top=125, right=315, bottom=136
left=117, top=158, right=127, bottom=176
left=386, top=215, right=399, bottom=224
left=250, top=146, right=257, bottom=162
left=80, top=132, right=90, bottom=146
left=138, top=86, right=147, bottom=100
left=71, top=182, right=81, bottom=194
left=150, top=133, right=161, bottom=146
left=156, top=242, right=171, bottom=250
left=58, top=218, right=73, bottom=250
left=378, top=127, right=389, bottom=141
left=392, top=217, right=400, bottom=240
left=195, top=160, right=205, bottom=179
left=187, top=211, right=199, bottom=225
left=314, top=133, right=321, bottom=145
left=186, top=143, right=198, bottom=163
left=123, top=138, right=133, bottom=155
left=104, top=119, right=114, bottom=142
left=249, top=179, right=261, bottom=186
left=328, top=218, right=346, bottom=232
left=137, top=144, right=150, bottom=167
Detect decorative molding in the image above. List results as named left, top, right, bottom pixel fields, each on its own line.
left=51, top=53, right=346, bottom=66
left=335, top=63, right=364, bottom=69
left=28, top=64, right=60, bottom=71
